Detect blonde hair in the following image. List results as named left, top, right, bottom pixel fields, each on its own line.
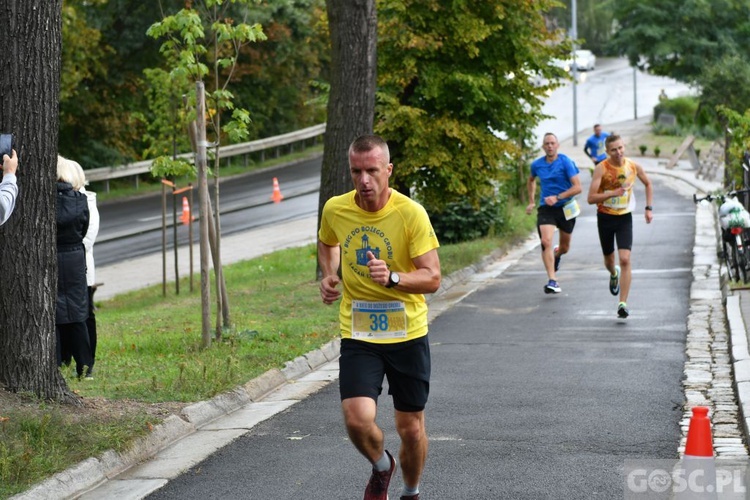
left=57, top=155, right=87, bottom=190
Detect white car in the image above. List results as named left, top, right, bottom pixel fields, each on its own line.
left=574, top=50, right=596, bottom=71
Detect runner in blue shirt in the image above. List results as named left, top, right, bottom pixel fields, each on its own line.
left=583, top=124, right=610, bottom=166
left=526, top=133, right=582, bottom=294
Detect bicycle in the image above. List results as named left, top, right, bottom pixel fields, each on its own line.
left=694, top=189, right=750, bottom=283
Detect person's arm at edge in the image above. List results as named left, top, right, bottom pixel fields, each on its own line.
left=525, top=175, right=537, bottom=215
left=636, top=162, right=654, bottom=224
left=318, top=239, right=342, bottom=305
left=0, top=150, right=19, bottom=225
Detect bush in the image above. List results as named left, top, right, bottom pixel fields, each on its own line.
left=639, top=144, right=647, bottom=155
left=428, top=196, right=503, bottom=244
left=653, top=96, right=699, bottom=128
left=654, top=146, right=661, bottom=157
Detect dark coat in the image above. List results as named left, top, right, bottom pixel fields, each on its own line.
left=56, top=181, right=90, bottom=324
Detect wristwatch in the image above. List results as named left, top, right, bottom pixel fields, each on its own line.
left=386, top=271, right=400, bottom=288
left=645, top=206, right=653, bottom=211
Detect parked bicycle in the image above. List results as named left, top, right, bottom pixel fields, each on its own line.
left=694, top=189, right=750, bottom=283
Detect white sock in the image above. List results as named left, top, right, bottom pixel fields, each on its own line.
left=402, top=484, right=419, bottom=496
left=373, top=451, right=391, bottom=472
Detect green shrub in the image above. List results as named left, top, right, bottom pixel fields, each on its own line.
left=654, top=146, right=661, bottom=157
left=428, top=196, right=503, bottom=244
left=639, top=144, right=647, bottom=155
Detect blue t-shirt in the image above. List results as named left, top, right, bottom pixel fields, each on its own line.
left=584, top=132, right=610, bottom=163
left=530, top=153, right=580, bottom=207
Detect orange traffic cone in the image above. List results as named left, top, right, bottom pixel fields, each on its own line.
left=180, top=196, right=191, bottom=225
left=684, top=406, right=713, bottom=458
left=271, top=177, right=284, bottom=204
left=677, top=406, right=717, bottom=499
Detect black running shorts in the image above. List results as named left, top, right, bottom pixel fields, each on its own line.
left=339, top=336, right=431, bottom=412
left=596, top=212, right=633, bottom=255
left=536, top=205, right=576, bottom=234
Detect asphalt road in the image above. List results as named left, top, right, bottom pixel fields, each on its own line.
left=144, top=172, right=693, bottom=499
left=94, top=157, right=321, bottom=266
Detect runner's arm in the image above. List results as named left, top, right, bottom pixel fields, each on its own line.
left=526, top=175, right=537, bottom=214
left=366, top=248, right=441, bottom=294
left=318, top=240, right=342, bottom=305
left=636, top=163, right=654, bottom=223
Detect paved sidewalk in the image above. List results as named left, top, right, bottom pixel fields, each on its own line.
left=13, top=116, right=750, bottom=499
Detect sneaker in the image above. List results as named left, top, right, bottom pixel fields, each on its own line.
left=609, top=265, right=620, bottom=296
left=617, top=302, right=629, bottom=318
left=553, top=245, right=561, bottom=272
left=544, top=279, right=561, bottom=294
left=400, top=495, right=420, bottom=500
left=364, top=450, right=396, bottom=500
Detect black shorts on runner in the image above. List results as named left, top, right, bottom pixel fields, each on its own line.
left=339, top=336, right=431, bottom=412
left=536, top=205, right=576, bottom=234
left=597, top=212, right=633, bottom=255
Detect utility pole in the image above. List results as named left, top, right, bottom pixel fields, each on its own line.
left=571, top=0, right=578, bottom=146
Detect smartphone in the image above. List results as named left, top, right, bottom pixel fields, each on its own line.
left=0, top=133, right=15, bottom=159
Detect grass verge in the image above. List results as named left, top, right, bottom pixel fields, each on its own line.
left=0, top=202, right=535, bottom=498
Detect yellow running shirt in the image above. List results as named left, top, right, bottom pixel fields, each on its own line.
left=596, top=158, right=638, bottom=215
left=318, top=190, right=440, bottom=344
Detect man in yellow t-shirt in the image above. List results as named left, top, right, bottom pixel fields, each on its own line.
left=587, top=134, right=653, bottom=319
left=318, top=135, right=440, bottom=500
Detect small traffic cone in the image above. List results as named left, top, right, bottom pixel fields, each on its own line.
left=180, top=196, right=191, bottom=225
left=684, top=406, right=713, bottom=457
left=677, top=406, right=717, bottom=499
left=271, top=177, right=284, bottom=204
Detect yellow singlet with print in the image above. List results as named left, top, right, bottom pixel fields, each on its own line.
left=318, top=190, right=440, bottom=344
left=596, top=158, right=638, bottom=215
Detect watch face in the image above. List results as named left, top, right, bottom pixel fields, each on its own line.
left=388, top=271, right=400, bottom=287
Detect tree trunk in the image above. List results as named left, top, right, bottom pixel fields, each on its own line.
left=196, top=82, right=212, bottom=348
left=0, top=0, right=78, bottom=403
left=317, top=0, right=377, bottom=279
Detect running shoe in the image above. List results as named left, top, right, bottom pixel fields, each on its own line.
left=609, top=265, right=621, bottom=296
left=544, top=279, right=561, bottom=294
left=364, top=450, right=396, bottom=500
left=617, top=302, right=629, bottom=318
left=553, top=245, right=561, bottom=272
left=400, top=495, right=420, bottom=500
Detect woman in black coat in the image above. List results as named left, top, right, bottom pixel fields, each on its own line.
left=56, top=157, right=92, bottom=379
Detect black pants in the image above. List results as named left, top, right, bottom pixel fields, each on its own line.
left=86, top=286, right=97, bottom=372
left=57, top=321, right=92, bottom=378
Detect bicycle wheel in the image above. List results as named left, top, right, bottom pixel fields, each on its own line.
left=723, top=239, right=739, bottom=282
left=738, top=237, right=749, bottom=283
left=728, top=240, right=741, bottom=283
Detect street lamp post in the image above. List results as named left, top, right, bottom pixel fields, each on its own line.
left=571, top=0, right=578, bottom=146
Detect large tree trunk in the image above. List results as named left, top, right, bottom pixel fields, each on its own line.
left=316, top=0, right=377, bottom=277
left=0, top=0, right=77, bottom=403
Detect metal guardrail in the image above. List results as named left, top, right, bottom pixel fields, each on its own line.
left=86, top=123, right=326, bottom=190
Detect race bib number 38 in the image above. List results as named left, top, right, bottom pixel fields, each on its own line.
left=351, top=300, right=407, bottom=340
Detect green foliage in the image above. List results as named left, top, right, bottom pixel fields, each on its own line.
left=375, top=0, right=569, bottom=210
left=429, top=196, right=504, bottom=244
left=145, top=2, right=267, bottom=155
left=651, top=96, right=722, bottom=140
left=653, top=145, right=661, bottom=157
left=639, top=144, right=647, bottom=155
left=609, top=0, right=750, bottom=84
left=150, top=157, right=196, bottom=179
left=718, top=106, right=750, bottom=188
